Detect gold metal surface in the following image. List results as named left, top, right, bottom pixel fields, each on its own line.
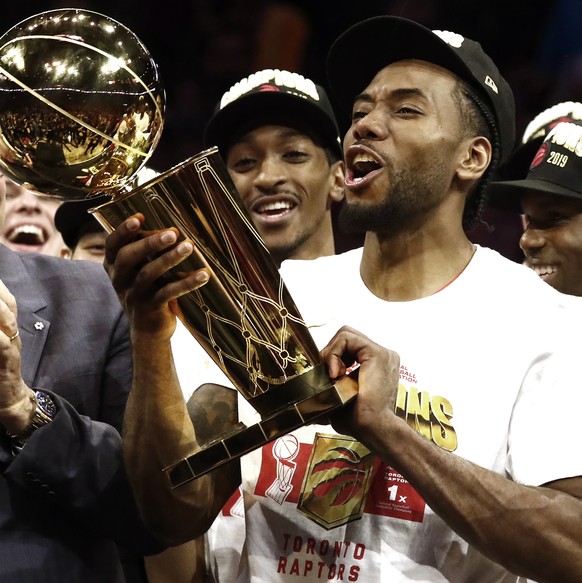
left=0, top=9, right=164, bottom=200
left=297, top=433, right=375, bottom=529
left=166, top=378, right=358, bottom=488
left=91, top=149, right=358, bottom=486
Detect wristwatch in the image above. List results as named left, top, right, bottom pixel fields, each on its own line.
left=8, top=390, right=57, bottom=449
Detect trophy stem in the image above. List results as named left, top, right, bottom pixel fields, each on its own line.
left=164, top=375, right=358, bottom=488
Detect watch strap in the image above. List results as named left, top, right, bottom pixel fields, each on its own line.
left=8, top=390, right=56, bottom=449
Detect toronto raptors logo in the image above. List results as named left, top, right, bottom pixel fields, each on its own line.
left=298, top=434, right=375, bottom=529
left=531, top=142, right=549, bottom=170
left=308, top=446, right=370, bottom=506
left=258, top=84, right=280, bottom=93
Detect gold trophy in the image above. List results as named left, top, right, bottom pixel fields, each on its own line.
left=0, top=9, right=357, bottom=488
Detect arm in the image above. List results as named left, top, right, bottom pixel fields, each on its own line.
left=0, top=276, right=163, bottom=555
left=140, top=384, right=240, bottom=581
left=105, top=215, right=241, bottom=544
left=145, top=538, right=206, bottom=583
left=322, top=326, right=582, bottom=583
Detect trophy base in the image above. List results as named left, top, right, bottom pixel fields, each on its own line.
left=163, top=376, right=358, bottom=488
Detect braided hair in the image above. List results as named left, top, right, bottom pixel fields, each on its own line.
left=455, top=83, right=501, bottom=232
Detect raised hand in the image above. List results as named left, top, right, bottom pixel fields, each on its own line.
left=321, top=325, right=400, bottom=446
left=104, top=213, right=210, bottom=339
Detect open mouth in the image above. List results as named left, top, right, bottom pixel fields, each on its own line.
left=253, top=199, right=297, bottom=219
left=6, top=224, right=48, bottom=247
left=352, top=153, right=381, bottom=179
left=346, top=151, right=383, bottom=187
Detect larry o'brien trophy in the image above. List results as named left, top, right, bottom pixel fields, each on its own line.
left=0, top=9, right=358, bottom=489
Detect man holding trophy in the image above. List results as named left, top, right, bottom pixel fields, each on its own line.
left=1, top=7, right=582, bottom=583
left=108, top=15, right=582, bottom=583
left=149, top=69, right=347, bottom=581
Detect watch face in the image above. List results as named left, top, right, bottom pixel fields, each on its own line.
left=35, top=391, right=57, bottom=417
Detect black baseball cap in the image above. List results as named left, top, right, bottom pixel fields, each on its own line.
left=55, top=166, right=159, bottom=248
left=204, top=69, right=343, bottom=159
left=54, top=196, right=106, bottom=249
left=327, top=16, right=516, bottom=163
left=488, top=101, right=582, bottom=209
left=485, top=120, right=582, bottom=211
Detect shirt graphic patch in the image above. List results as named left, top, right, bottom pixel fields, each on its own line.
left=221, top=485, right=244, bottom=517
left=265, top=435, right=301, bottom=504
left=297, top=434, right=375, bottom=529
left=253, top=365, right=453, bottom=530
left=255, top=435, right=312, bottom=504
left=364, top=462, right=426, bottom=522
left=395, top=382, right=458, bottom=452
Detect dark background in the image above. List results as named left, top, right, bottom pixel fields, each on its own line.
left=3, top=0, right=582, bottom=259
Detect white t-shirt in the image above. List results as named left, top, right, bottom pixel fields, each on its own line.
left=172, top=245, right=582, bottom=582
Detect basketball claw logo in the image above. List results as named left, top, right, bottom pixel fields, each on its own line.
left=298, top=435, right=376, bottom=530
left=309, top=446, right=371, bottom=506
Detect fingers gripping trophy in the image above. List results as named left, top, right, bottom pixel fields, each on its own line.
left=0, top=9, right=357, bottom=487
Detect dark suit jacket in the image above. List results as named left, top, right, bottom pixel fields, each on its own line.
left=0, top=246, right=163, bottom=582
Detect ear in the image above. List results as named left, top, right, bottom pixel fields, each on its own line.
left=456, top=136, right=492, bottom=182
left=60, top=247, right=72, bottom=260
left=327, top=159, right=345, bottom=206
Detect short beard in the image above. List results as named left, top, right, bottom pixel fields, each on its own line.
left=338, top=159, right=450, bottom=235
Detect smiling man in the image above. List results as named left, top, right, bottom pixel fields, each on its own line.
left=203, top=69, right=345, bottom=266
left=0, top=178, right=67, bottom=257
left=488, top=101, right=582, bottom=296
left=144, top=71, right=346, bottom=582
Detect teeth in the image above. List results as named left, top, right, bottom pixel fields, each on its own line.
left=256, top=201, right=293, bottom=213
left=353, top=153, right=377, bottom=164
left=8, top=225, right=45, bottom=244
left=531, top=265, right=556, bottom=277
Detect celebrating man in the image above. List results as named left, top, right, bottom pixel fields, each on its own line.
left=107, top=17, right=582, bottom=583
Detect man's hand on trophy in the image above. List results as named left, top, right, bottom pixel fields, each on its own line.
left=321, top=325, right=400, bottom=449
left=104, top=214, right=210, bottom=338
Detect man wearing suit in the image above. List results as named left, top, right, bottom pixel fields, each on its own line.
left=0, top=171, right=162, bottom=581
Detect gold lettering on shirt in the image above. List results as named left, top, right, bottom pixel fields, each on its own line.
left=395, top=384, right=457, bottom=451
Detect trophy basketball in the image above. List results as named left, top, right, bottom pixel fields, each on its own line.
left=0, top=9, right=357, bottom=488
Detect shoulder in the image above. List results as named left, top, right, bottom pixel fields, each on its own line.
left=472, top=246, right=564, bottom=300
left=20, top=254, right=116, bottom=297
left=16, top=254, right=124, bottom=326
left=280, top=247, right=363, bottom=282
left=20, top=252, right=104, bottom=277
left=473, top=245, right=582, bottom=324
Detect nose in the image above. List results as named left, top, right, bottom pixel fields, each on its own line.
left=520, top=225, right=545, bottom=254
left=350, top=109, right=387, bottom=142
left=253, top=156, right=287, bottom=193
left=13, top=190, right=41, bottom=213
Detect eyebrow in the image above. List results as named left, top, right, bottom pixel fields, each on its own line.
left=353, top=87, right=428, bottom=105
left=232, top=127, right=310, bottom=146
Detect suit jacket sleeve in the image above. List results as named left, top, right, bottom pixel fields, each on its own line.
left=0, top=254, right=164, bottom=556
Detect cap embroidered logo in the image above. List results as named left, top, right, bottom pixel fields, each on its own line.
left=485, top=76, right=499, bottom=94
